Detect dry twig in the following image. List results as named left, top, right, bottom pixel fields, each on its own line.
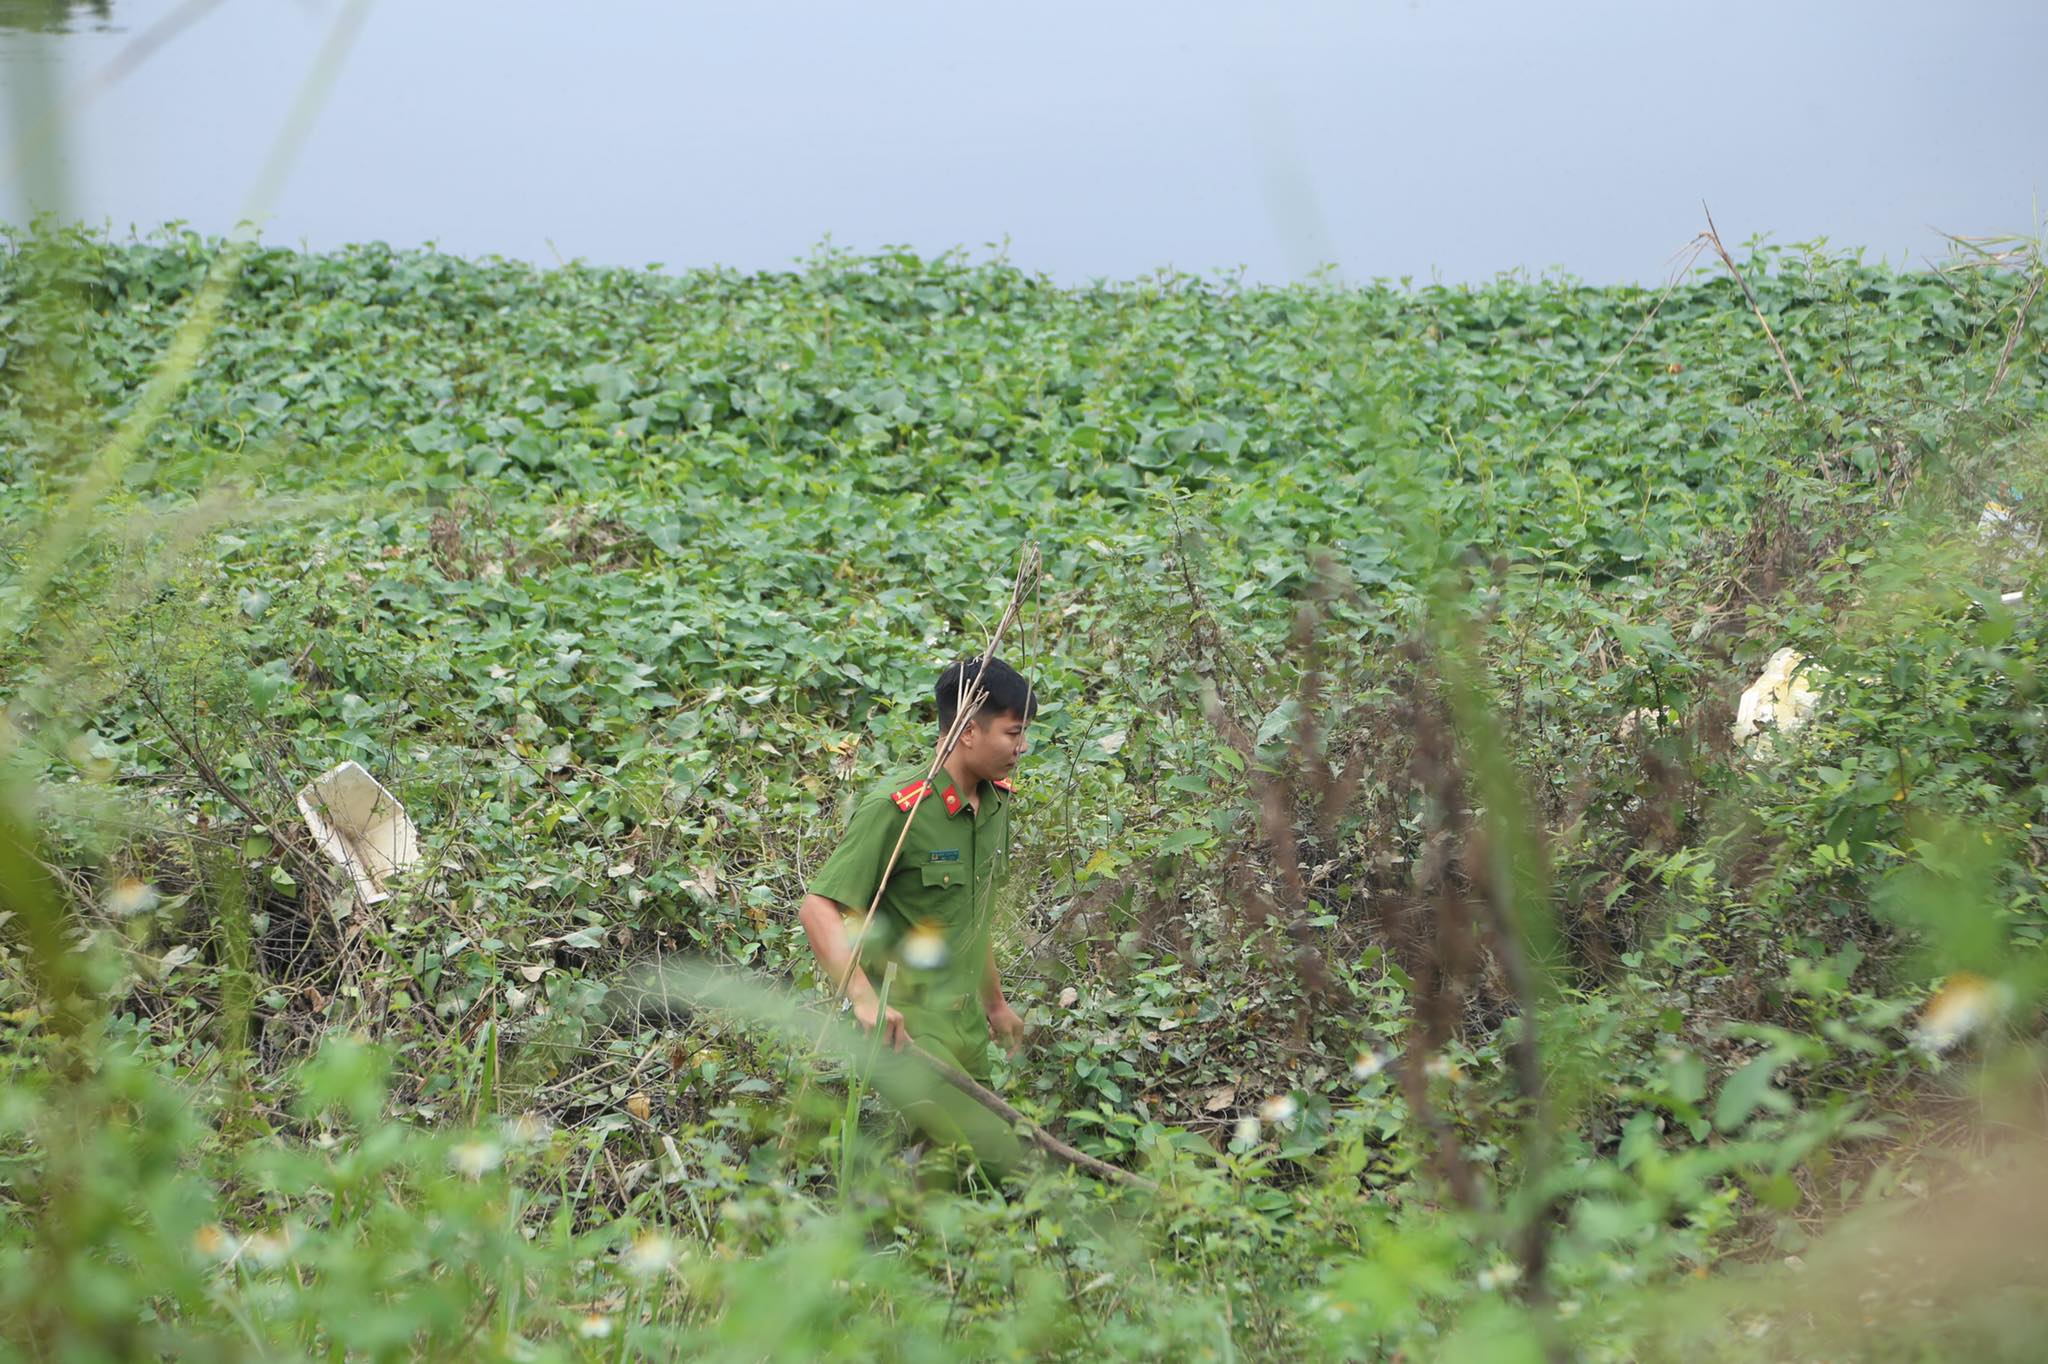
left=1702, top=204, right=1807, bottom=405
left=1543, top=235, right=1711, bottom=442
left=134, top=681, right=336, bottom=903
left=913, top=1042, right=1157, bottom=1190
left=1989, top=269, right=2044, bottom=401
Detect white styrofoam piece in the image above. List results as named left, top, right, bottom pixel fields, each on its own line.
left=295, top=760, right=419, bottom=904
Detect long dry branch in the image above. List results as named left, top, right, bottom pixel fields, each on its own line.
left=1542, top=236, right=1709, bottom=443
left=135, top=681, right=337, bottom=904
left=1989, top=268, right=2044, bottom=402
left=1703, top=204, right=1807, bottom=405
left=912, top=1042, right=1157, bottom=1190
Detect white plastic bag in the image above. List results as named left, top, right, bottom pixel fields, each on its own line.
left=1733, top=648, right=1821, bottom=747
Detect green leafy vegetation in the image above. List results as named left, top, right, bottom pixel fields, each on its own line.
left=2, top=222, right=2047, bottom=1360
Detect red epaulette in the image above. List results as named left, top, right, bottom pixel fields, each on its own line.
left=890, top=779, right=932, bottom=812
left=992, top=777, right=1015, bottom=793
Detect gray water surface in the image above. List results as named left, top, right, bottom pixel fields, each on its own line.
left=3, top=0, right=2045, bottom=284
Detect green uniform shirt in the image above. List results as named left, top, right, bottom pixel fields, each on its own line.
left=808, top=765, right=1012, bottom=1074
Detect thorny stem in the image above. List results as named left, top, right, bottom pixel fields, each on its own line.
left=1231, top=618, right=1560, bottom=1335
left=1542, top=235, right=1711, bottom=443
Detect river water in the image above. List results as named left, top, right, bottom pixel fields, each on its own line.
left=2, top=0, right=2045, bottom=284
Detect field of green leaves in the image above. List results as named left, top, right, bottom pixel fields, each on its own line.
left=3, top=223, right=2047, bottom=1361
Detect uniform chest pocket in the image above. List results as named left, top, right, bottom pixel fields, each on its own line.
left=919, top=862, right=971, bottom=917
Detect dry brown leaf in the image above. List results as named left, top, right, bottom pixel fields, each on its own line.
left=1203, top=1085, right=1236, bottom=1112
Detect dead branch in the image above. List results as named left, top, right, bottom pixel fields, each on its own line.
left=1989, top=268, right=2044, bottom=401
left=913, top=1042, right=1158, bottom=1190
left=1702, top=204, right=1807, bottom=405
left=134, top=680, right=337, bottom=903
left=1544, top=235, right=1711, bottom=442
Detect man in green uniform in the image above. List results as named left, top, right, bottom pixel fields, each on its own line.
left=797, top=656, right=1036, bottom=1164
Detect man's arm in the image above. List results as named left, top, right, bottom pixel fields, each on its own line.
left=797, top=892, right=909, bottom=1050
left=981, top=945, right=1025, bottom=1051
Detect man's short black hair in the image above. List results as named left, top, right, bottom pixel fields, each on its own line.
left=936, top=655, right=1039, bottom=732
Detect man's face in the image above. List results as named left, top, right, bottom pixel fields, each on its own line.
left=967, top=711, right=1031, bottom=781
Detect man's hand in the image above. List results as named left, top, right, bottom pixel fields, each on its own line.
left=854, top=997, right=911, bottom=1051
left=799, top=893, right=908, bottom=1049
left=986, top=1000, right=1026, bottom=1052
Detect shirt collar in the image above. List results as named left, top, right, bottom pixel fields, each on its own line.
left=931, top=772, right=1011, bottom=819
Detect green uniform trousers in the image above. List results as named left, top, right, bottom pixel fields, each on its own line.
left=884, top=1001, right=1020, bottom=1181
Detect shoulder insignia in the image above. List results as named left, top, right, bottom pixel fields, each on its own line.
left=940, top=784, right=963, bottom=815
left=890, top=779, right=931, bottom=812
left=992, top=777, right=1015, bottom=793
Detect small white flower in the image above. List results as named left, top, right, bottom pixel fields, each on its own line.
left=622, top=1233, right=677, bottom=1279
left=449, top=1140, right=503, bottom=1178
left=193, top=1223, right=237, bottom=1261
left=243, top=1228, right=294, bottom=1267
left=1257, top=1094, right=1297, bottom=1126
left=1915, top=973, right=2010, bottom=1052
left=1232, top=1115, right=1261, bottom=1147
left=1476, top=1262, right=1522, bottom=1291
left=901, top=924, right=948, bottom=970
left=575, top=1314, right=613, bottom=1339
left=1351, top=1051, right=1384, bottom=1080
left=107, top=876, right=159, bottom=916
